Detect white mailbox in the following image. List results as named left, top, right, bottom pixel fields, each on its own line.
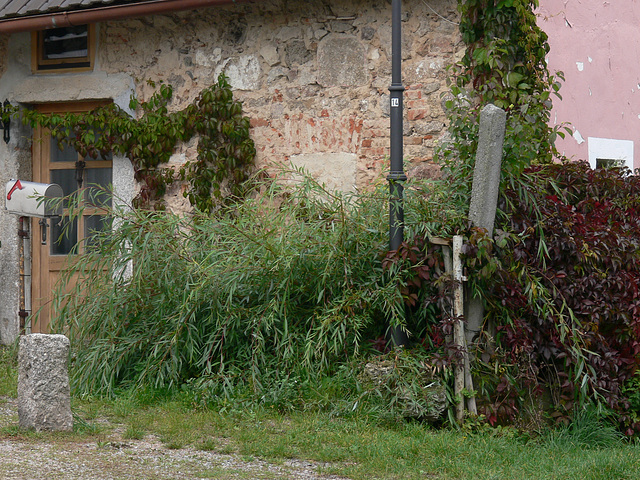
left=5, top=179, right=63, bottom=218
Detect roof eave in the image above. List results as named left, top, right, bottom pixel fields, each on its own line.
left=0, top=0, right=258, bottom=34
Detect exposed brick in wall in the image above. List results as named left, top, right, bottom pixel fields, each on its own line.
left=98, top=0, right=462, bottom=195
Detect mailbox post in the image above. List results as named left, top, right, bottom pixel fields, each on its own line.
left=5, top=179, right=63, bottom=334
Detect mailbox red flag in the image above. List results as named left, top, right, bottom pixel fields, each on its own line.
left=7, top=179, right=23, bottom=200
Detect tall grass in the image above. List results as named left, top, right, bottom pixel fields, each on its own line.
left=0, top=346, right=17, bottom=397
left=51, top=170, right=410, bottom=396
left=543, top=407, right=624, bottom=450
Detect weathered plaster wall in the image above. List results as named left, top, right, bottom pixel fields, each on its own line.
left=0, top=32, right=37, bottom=345
left=0, top=0, right=461, bottom=344
left=0, top=34, right=8, bottom=79
left=98, top=0, right=461, bottom=199
left=538, top=1, right=640, bottom=170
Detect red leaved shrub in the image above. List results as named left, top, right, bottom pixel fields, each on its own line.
left=478, top=161, right=640, bottom=432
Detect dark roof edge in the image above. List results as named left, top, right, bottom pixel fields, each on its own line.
left=0, top=0, right=258, bottom=34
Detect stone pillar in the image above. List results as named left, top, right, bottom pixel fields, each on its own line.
left=466, top=104, right=507, bottom=344
left=18, top=334, right=73, bottom=431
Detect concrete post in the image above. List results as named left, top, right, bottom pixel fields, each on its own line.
left=18, top=334, right=73, bottom=431
left=466, top=104, right=507, bottom=344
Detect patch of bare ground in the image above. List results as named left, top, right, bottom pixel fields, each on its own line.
left=0, top=396, right=350, bottom=480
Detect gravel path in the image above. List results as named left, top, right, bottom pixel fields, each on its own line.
left=0, top=397, right=351, bottom=480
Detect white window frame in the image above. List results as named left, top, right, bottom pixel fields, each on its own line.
left=588, top=137, right=634, bottom=172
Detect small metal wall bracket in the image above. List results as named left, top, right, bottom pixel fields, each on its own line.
left=1, top=99, right=10, bottom=144
left=39, top=218, right=48, bottom=245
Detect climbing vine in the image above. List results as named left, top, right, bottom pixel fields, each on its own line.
left=4, top=74, right=255, bottom=211
left=439, top=0, right=568, bottom=191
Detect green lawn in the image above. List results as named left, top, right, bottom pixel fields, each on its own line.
left=2, top=346, right=639, bottom=480
left=72, top=400, right=640, bottom=480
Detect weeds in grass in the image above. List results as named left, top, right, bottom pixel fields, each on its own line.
left=95, top=438, right=110, bottom=449
left=72, top=414, right=104, bottom=435
left=0, top=425, right=21, bottom=437
left=123, top=423, right=145, bottom=440
left=543, top=407, right=624, bottom=449
left=197, top=438, right=220, bottom=451
left=163, top=439, right=184, bottom=450
left=109, top=395, right=140, bottom=420
left=0, top=346, right=18, bottom=397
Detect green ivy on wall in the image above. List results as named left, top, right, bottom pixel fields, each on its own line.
left=3, top=74, right=256, bottom=212
left=439, top=0, right=569, bottom=193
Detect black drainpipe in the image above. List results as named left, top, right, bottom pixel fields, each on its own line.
left=387, top=0, right=408, bottom=347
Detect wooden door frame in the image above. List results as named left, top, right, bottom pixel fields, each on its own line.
left=31, top=100, right=110, bottom=333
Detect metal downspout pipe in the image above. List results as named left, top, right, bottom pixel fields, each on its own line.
left=388, top=0, right=408, bottom=347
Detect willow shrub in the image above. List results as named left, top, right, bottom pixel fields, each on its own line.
left=50, top=171, right=415, bottom=397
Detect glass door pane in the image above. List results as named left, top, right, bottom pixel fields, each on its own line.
left=50, top=216, right=78, bottom=256
left=50, top=138, right=78, bottom=162
left=85, top=167, right=113, bottom=207
left=84, top=214, right=111, bottom=250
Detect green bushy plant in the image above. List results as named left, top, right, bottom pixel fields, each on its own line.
left=543, top=406, right=623, bottom=449
left=51, top=169, right=412, bottom=396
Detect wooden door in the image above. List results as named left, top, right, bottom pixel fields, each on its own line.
left=31, top=102, right=112, bottom=333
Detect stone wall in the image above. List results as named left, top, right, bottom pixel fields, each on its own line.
left=0, top=0, right=461, bottom=343
left=98, top=0, right=462, bottom=205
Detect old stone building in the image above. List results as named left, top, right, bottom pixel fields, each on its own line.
left=0, top=0, right=461, bottom=343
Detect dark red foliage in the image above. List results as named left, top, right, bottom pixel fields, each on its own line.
left=382, top=236, right=444, bottom=309
left=381, top=162, right=640, bottom=431
left=484, top=162, right=640, bottom=431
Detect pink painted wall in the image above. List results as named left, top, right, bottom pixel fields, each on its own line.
left=537, top=1, right=640, bottom=170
